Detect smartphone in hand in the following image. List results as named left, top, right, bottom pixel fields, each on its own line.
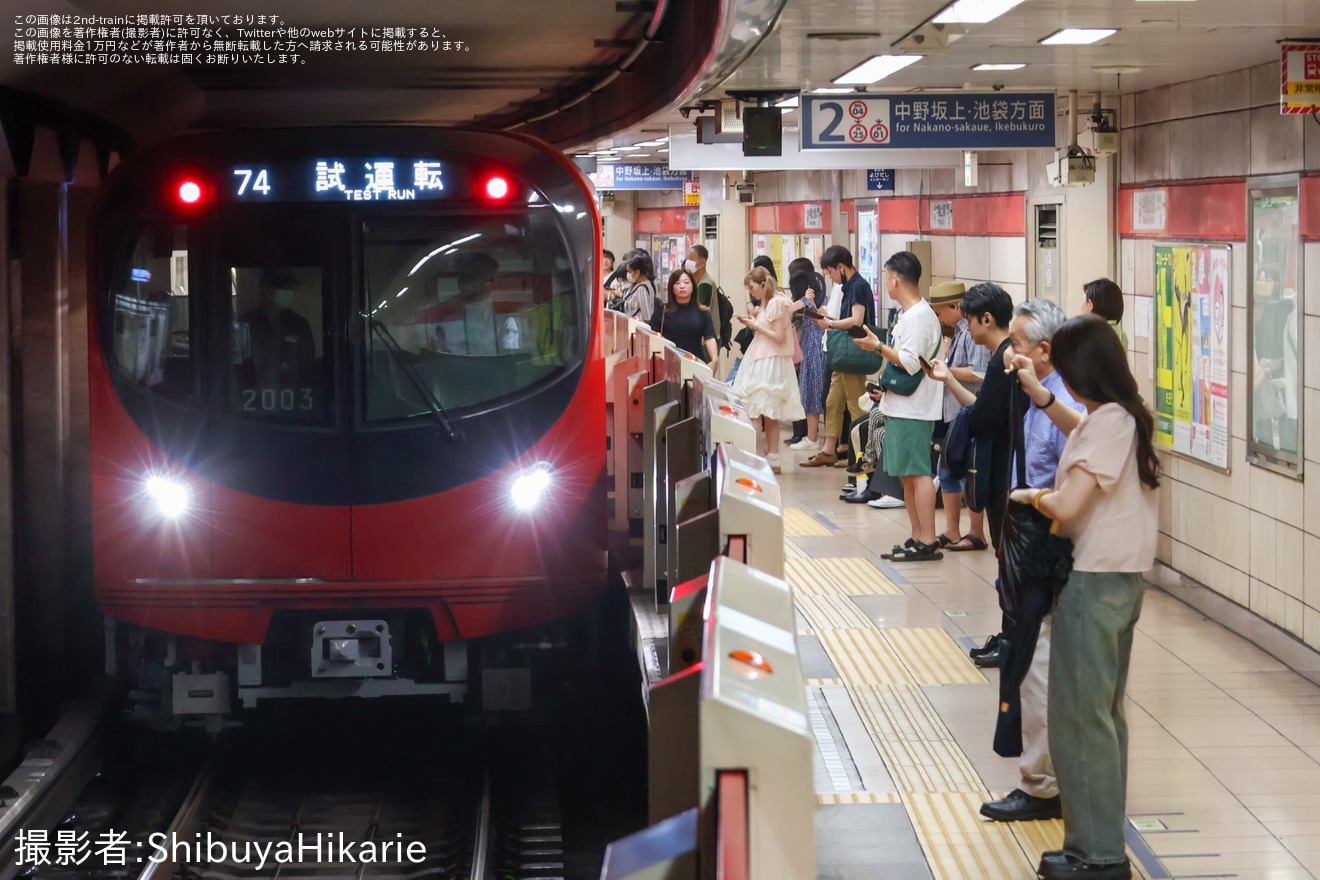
left=802, top=306, right=825, bottom=320
left=918, top=355, right=934, bottom=370
left=846, top=325, right=867, bottom=339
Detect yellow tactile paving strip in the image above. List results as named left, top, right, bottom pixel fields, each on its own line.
left=818, top=791, right=903, bottom=805
left=1006, top=810, right=1067, bottom=865
left=782, top=507, right=833, bottom=536
left=905, top=792, right=1043, bottom=880
left=785, top=558, right=840, bottom=597
left=783, top=539, right=808, bottom=559
left=817, top=627, right=915, bottom=686
left=849, top=684, right=985, bottom=794
left=883, top=628, right=989, bottom=686
left=796, top=538, right=1154, bottom=880
left=805, top=678, right=843, bottom=687
left=796, top=594, right=875, bottom=631
left=786, top=557, right=902, bottom=598
left=814, top=557, right=904, bottom=595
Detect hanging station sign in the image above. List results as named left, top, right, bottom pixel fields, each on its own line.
left=801, top=93, right=1056, bottom=150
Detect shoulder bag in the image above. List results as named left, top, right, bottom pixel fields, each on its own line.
left=826, top=327, right=883, bottom=375
left=876, top=332, right=940, bottom=396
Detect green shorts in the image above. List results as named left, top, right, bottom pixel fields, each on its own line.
left=883, top=417, right=936, bottom=477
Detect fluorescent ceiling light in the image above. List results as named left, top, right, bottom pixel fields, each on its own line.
left=972, top=62, right=1026, bottom=71
left=833, top=54, right=922, bottom=85
left=812, top=87, right=856, bottom=94
left=632, top=153, right=651, bottom=158
left=615, top=146, right=641, bottom=152
left=934, top=0, right=1028, bottom=24
left=1040, top=28, right=1117, bottom=45
left=776, top=96, right=800, bottom=108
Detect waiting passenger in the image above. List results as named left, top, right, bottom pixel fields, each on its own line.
left=927, top=281, right=991, bottom=552
left=650, top=268, right=717, bottom=364
left=621, top=254, right=658, bottom=323
left=732, top=266, right=804, bottom=474
left=684, top=245, right=726, bottom=354
left=1007, top=314, right=1160, bottom=880
left=1081, top=278, right=1128, bottom=352
left=785, top=261, right=828, bottom=452
left=925, top=282, right=1017, bottom=550
left=978, top=298, right=1083, bottom=825
left=856, top=251, right=943, bottom=562
left=799, top=245, right=874, bottom=469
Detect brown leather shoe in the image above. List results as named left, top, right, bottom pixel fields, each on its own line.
left=798, top=452, right=838, bottom=468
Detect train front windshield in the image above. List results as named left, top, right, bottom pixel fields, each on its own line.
left=101, top=150, right=587, bottom=430
left=361, top=213, right=576, bottom=419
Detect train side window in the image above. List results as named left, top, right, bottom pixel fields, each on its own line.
left=228, top=266, right=331, bottom=423
left=110, top=225, right=195, bottom=401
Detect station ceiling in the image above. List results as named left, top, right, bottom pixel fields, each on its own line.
left=4, top=0, right=1319, bottom=158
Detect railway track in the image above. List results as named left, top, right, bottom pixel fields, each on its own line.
left=0, top=704, right=565, bottom=880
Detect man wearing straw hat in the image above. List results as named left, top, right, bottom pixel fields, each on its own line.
left=929, top=280, right=993, bottom=555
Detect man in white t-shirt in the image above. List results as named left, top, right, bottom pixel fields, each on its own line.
left=860, top=251, right=944, bottom=561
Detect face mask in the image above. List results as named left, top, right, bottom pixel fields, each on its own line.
left=273, top=289, right=294, bottom=308
left=684, top=259, right=698, bottom=273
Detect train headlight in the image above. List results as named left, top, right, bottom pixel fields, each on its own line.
left=510, top=465, right=554, bottom=512
left=146, top=476, right=190, bottom=518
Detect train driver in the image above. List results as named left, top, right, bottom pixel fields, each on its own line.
left=237, top=268, right=317, bottom=395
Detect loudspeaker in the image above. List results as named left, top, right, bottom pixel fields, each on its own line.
left=742, top=107, right=782, bottom=157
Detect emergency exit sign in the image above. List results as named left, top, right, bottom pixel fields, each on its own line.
left=1281, top=43, right=1320, bottom=114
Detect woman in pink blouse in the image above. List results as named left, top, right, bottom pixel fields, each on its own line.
left=733, top=266, right=805, bottom=474
left=1007, top=314, right=1160, bottom=880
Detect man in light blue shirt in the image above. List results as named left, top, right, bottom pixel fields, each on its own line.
left=980, top=298, right=1086, bottom=824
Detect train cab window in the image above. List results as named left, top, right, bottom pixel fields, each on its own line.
left=109, top=225, right=195, bottom=401
left=228, top=266, right=331, bottom=423
left=362, top=213, right=580, bottom=421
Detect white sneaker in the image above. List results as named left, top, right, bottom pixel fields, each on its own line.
left=767, top=453, right=781, bottom=474
left=789, top=438, right=821, bottom=453
left=868, top=495, right=905, bottom=509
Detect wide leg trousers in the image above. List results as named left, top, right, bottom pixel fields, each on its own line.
left=1048, top=570, right=1145, bottom=865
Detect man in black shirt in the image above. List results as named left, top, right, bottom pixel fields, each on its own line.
left=800, top=245, right=876, bottom=468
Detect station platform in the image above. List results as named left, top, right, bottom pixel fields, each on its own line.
left=633, top=451, right=1320, bottom=880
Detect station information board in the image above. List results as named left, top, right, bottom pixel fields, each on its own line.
left=801, top=93, right=1056, bottom=150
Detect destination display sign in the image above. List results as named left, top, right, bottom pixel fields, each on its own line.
left=801, top=94, right=1056, bottom=150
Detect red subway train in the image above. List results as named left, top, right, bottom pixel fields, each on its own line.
left=88, top=128, right=607, bottom=713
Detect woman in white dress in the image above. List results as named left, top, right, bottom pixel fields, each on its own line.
left=733, top=266, right=805, bottom=473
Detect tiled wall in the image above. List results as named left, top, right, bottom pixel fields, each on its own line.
left=1120, top=61, right=1320, bottom=650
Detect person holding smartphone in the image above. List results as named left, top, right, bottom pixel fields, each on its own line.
left=923, top=282, right=1017, bottom=550
left=732, top=266, right=804, bottom=473
left=798, top=245, right=874, bottom=469
left=785, top=262, right=828, bottom=451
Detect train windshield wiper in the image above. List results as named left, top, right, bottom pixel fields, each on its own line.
left=368, top=318, right=462, bottom=443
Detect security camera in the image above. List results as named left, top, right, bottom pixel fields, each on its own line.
left=992, top=83, right=1005, bottom=92
left=679, top=106, right=693, bottom=119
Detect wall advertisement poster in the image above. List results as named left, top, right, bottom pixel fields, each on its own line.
left=1153, top=244, right=1231, bottom=470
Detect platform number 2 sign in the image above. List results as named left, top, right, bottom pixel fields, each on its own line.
left=814, top=98, right=892, bottom=146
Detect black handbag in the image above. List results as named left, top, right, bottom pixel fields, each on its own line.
left=993, top=385, right=1075, bottom=758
